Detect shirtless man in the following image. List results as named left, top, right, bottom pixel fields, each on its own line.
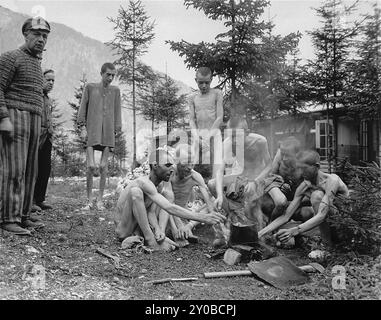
left=208, top=116, right=272, bottom=247
left=258, top=150, right=349, bottom=248
left=189, top=67, right=223, bottom=180
left=262, top=136, right=303, bottom=222
left=161, top=144, right=216, bottom=244
left=114, top=148, right=225, bottom=251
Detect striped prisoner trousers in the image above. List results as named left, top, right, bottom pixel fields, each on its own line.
left=0, top=108, right=41, bottom=224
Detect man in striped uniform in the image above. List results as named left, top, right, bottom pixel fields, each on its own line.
left=0, top=17, right=51, bottom=235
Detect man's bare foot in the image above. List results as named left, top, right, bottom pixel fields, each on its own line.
left=154, top=230, right=165, bottom=243
left=175, top=239, right=190, bottom=248
left=146, top=237, right=179, bottom=252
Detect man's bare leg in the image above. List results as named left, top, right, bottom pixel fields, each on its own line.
left=207, top=177, right=233, bottom=247
left=158, top=208, right=170, bottom=234
left=268, top=188, right=288, bottom=222
left=170, top=216, right=191, bottom=247
left=97, top=147, right=110, bottom=210
left=115, top=188, right=138, bottom=240
left=84, top=146, right=96, bottom=210
left=130, top=187, right=177, bottom=251
left=159, top=189, right=172, bottom=234
left=311, top=190, right=333, bottom=247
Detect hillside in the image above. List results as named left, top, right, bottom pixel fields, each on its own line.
left=0, top=6, right=192, bottom=162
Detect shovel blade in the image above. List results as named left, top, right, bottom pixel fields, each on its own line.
left=247, top=256, right=310, bottom=289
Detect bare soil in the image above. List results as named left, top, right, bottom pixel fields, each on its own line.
left=0, top=179, right=379, bottom=300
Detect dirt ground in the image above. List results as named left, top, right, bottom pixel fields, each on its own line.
left=0, top=179, right=380, bottom=300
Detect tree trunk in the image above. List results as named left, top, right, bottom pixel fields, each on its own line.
left=132, top=21, right=138, bottom=170
left=230, top=0, right=238, bottom=114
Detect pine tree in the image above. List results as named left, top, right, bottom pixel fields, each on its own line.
left=137, top=73, right=188, bottom=135
left=137, top=69, right=161, bottom=131
left=51, top=128, right=70, bottom=176
left=276, top=49, right=309, bottom=115
left=107, top=0, right=155, bottom=169
left=69, top=75, right=87, bottom=152
left=50, top=98, right=65, bottom=135
left=155, top=76, right=188, bottom=134
left=305, top=0, right=364, bottom=170
left=347, top=3, right=380, bottom=118
left=167, top=0, right=300, bottom=114
left=112, top=130, right=128, bottom=174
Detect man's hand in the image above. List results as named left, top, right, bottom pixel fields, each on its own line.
left=0, top=117, right=14, bottom=141
left=176, top=223, right=194, bottom=240
left=276, top=227, right=298, bottom=243
left=244, top=181, right=256, bottom=195
left=214, top=196, right=223, bottom=211
left=198, top=211, right=225, bottom=225
left=154, top=228, right=165, bottom=243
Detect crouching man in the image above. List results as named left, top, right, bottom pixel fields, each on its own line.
left=114, top=148, right=225, bottom=251
left=163, top=143, right=217, bottom=245
left=258, top=150, right=349, bottom=250
left=208, top=116, right=272, bottom=247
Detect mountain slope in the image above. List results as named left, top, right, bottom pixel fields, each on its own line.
left=0, top=6, right=192, bottom=162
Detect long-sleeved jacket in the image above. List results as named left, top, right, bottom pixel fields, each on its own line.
left=77, top=82, right=121, bottom=148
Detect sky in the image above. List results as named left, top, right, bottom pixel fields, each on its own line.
left=1, top=0, right=377, bottom=87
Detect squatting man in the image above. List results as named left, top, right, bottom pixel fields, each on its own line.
left=259, top=150, right=349, bottom=250
left=114, top=148, right=225, bottom=251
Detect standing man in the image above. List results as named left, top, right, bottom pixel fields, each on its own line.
left=77, top=63, right=122, bottom=211
left=0, top=17, right=50, bottom=235
left=32, top=69, right=55, bottom=212
left=189, top=67, right=224, bottom=181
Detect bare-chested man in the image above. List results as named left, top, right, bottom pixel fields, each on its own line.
left=189, top=67, right=223, bottom=180
left=262, top=136, right=303, bottom=222
left=208, top=116, right=272, bottom=247
left=258, top=150, right=349, bottom=249
left=160, top=144, right=216, bottom=245
left=114, top=148, right=225, bottom=251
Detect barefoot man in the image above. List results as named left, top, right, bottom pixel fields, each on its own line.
left=162, top=144, right=217, bottom=245
left=114, top=148, right=225, bottom=251
left=77, top=62, right=122, bottom=211
left=258, top=150, right=349, bottom=250
left=208, top=115, right=272, bottom=247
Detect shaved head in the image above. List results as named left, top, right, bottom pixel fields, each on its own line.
left=148, top=149, right=174, bottom=166
left=196, top=67, right=212, bottom=78
left=297, top=150, right=320, bottom=166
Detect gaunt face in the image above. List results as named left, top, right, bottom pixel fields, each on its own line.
left=195, top=73, right=212, bottom=94
left=101, top=68, right=116, bottom=87
left=297, top=162, right=319, bottom=182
